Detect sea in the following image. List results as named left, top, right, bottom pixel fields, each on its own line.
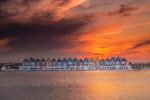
left=0, top=71, right=150, bottom=100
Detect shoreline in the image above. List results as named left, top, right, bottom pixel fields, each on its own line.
left=1, top=69, right=150, bottom=72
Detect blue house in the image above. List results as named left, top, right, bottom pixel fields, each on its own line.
left=62, top=58, right=68, bottom=70
left=52, top=59, right=57, bottom=70
left=57, top=59, right=62, bottom=70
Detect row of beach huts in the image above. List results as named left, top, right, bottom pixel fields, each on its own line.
left=19, top=57, right=132, bottom=71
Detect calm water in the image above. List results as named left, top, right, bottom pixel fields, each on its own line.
left=0, top=71, right=150, bottom=100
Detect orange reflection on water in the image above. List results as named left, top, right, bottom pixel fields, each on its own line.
left=78, top=71, right=150, bottom=100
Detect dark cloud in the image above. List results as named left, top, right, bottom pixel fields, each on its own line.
left=0, top=9, right=18, bottom=20
left=0, top=16, right=90, bottom=53
left=0, top=17, right=88, bottom=37
left=0, top=0, right=8, bottom=3
left=131, top=40, right=150, bottom=49
left=0, top=0, right=93, bottom=60
left=108, top=5, right=138, bottom=16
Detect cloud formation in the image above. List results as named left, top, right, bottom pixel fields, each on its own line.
left=0, top=0, right=150, bottom=62
left=0, top=0, right=87, bottom=23
left=131, top=40, right=150, bottom=49
left=108, top=5, right=138, bottom=16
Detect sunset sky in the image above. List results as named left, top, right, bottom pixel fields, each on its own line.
left=0, top=0, right=150, bottom=62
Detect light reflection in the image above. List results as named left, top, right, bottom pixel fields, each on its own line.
left=77, top=71, right=150, bottom=100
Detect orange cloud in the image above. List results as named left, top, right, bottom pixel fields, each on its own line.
left=74, top=18, right=150, bottom=60
left=0, top=38, right=12, bottom=52
left=0, top=0, right=87, bottom=23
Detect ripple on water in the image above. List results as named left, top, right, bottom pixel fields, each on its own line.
left=0, top=71, right=150, bottom=100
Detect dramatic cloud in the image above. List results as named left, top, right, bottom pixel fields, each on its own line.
left=0, top=0, right=87, bottom=23
left=0, top=0, right=150, bottom=62
left=0, top=17, right=91, bottom=52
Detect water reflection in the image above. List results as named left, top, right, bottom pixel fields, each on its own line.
left=82, top=71, right=150, bottom=100
left=0, top=71, right=150, bottom=100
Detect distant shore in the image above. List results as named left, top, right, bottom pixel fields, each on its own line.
left=1, top=69, right=150, bottom=72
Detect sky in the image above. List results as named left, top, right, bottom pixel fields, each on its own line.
left=0, top=0, right=150, bottom=62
